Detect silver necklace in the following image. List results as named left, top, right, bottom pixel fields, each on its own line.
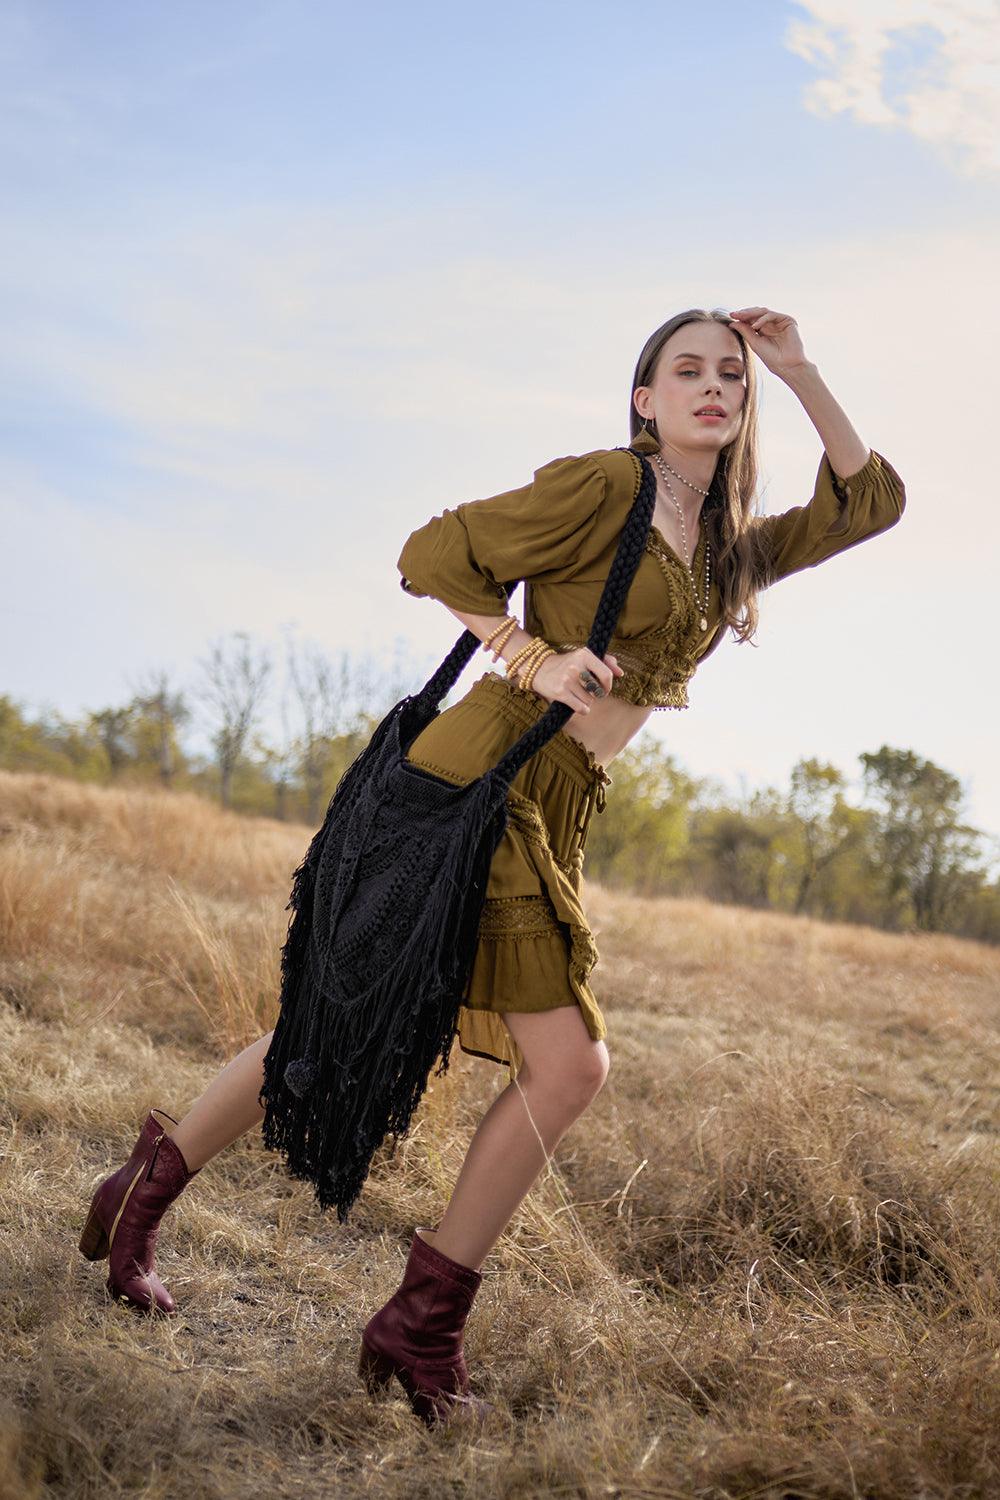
left=655, top=455, right=711, bottom=497
left=653, top=453, right=711, bottom=631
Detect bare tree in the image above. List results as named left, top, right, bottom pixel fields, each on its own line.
left=132, top=671, right=191, bottom=788
left=199, top=634, right=272, bottom=808
left=287, top=638, right=342, bottom=823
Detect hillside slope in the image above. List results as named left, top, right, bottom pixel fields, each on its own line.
left=2, top=771, right=999, bottom=1499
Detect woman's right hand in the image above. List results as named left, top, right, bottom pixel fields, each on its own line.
left=530, top=647, right=622, bottom=714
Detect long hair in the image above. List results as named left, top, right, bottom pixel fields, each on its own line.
left=629, top=308, right=768, bottom=643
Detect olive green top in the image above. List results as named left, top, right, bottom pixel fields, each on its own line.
left=398, top=434, right=905, bottom=710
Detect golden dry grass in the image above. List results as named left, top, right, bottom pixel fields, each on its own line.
left=2, top=770, right=1000, bottom=1498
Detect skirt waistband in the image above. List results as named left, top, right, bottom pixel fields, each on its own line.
left=464, top=673, right=609, bottom=794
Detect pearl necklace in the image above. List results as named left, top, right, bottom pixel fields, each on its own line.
left=655, top=455, right=711, bottom=497
left=653, top=453, right=711, bottom=631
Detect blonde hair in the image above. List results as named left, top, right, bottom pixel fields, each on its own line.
left=630, top=308, right=768, bottom=643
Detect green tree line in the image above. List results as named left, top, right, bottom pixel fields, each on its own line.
left=3, top=633, right=998, bottom=943
left=586, top=747, right=1000, bottom=943
left=0, top=634, right=422, bottom=824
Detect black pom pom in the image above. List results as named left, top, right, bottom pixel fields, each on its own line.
left=284, top=1057, right=319, bottom=1097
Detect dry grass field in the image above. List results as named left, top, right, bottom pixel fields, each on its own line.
left=2, top=768, right=999, bottom=1499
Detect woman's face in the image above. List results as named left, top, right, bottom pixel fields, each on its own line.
left=634, top=321, right=747, bottom=460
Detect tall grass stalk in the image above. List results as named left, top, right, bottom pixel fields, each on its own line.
left=165, top=881, right=282, bottom=1054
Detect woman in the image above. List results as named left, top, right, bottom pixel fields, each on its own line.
left=80, top=306, right=904, bottom=1424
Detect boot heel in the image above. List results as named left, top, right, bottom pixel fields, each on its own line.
left=358, top=1339, right=395, bottom=1397
left=78, top=1196, right=109, bottom=1261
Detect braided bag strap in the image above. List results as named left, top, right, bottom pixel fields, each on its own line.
left=493, top=452, right=656, bottom=786
left=411, top=627, right=483, bottom=720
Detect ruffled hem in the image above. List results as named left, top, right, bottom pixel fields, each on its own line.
left=457, top=787, right=605, bottom=1070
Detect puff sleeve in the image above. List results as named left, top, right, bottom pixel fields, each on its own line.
left=397, top=449, right=639, bottom=614
left=756, top=449, right=905, bottom=584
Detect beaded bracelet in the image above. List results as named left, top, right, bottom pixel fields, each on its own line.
left=505, top=637, right=545, bottom=680
left=520, top=646, right=555, bottom=692
left=482, top=617, right=517, bottom=662
left=506, top=637, right=553, bottom=690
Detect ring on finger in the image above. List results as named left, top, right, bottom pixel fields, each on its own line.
left=579, top=668, right=605, bottom=698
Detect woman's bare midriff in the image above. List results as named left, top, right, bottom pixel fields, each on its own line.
left=559, top=693, right=654, bottom=768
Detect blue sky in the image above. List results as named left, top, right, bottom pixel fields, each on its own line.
left=2, top=0, right=999, bottom=839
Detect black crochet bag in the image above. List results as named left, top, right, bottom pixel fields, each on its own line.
left=261, top=453, right=656, bottom=1220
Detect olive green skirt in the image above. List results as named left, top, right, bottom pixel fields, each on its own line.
left=406, top=672, right=609, bottom=1069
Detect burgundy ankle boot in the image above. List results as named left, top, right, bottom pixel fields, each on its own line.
left=358, top=1230, right=485, bottom=1426
left=79, top=1110, right=198, bottom=1314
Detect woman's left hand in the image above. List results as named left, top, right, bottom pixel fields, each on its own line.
left=728, top=307, right=810, bottom=380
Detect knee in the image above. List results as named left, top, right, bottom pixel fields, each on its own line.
left=585, top=1041, right=611, bottom=1100
left=550, top=1040, right=610, bottom=1116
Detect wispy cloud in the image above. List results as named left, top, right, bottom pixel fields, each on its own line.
left=787, top=0, right=1000, bottom=174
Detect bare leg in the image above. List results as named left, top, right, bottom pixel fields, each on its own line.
left=80, top=1031, right=275, bottom=1312
left=433, top=1007, right=609, bottom=1271
left=170, top=1031, right=273, bottom=1171
left=359, top=1006, right=608, bottom=1420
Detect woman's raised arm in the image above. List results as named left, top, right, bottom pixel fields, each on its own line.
left=729, top=307, right=871, bottom=481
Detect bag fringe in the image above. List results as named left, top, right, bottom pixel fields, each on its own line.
left=261, top=699, right=508, bottom=1220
